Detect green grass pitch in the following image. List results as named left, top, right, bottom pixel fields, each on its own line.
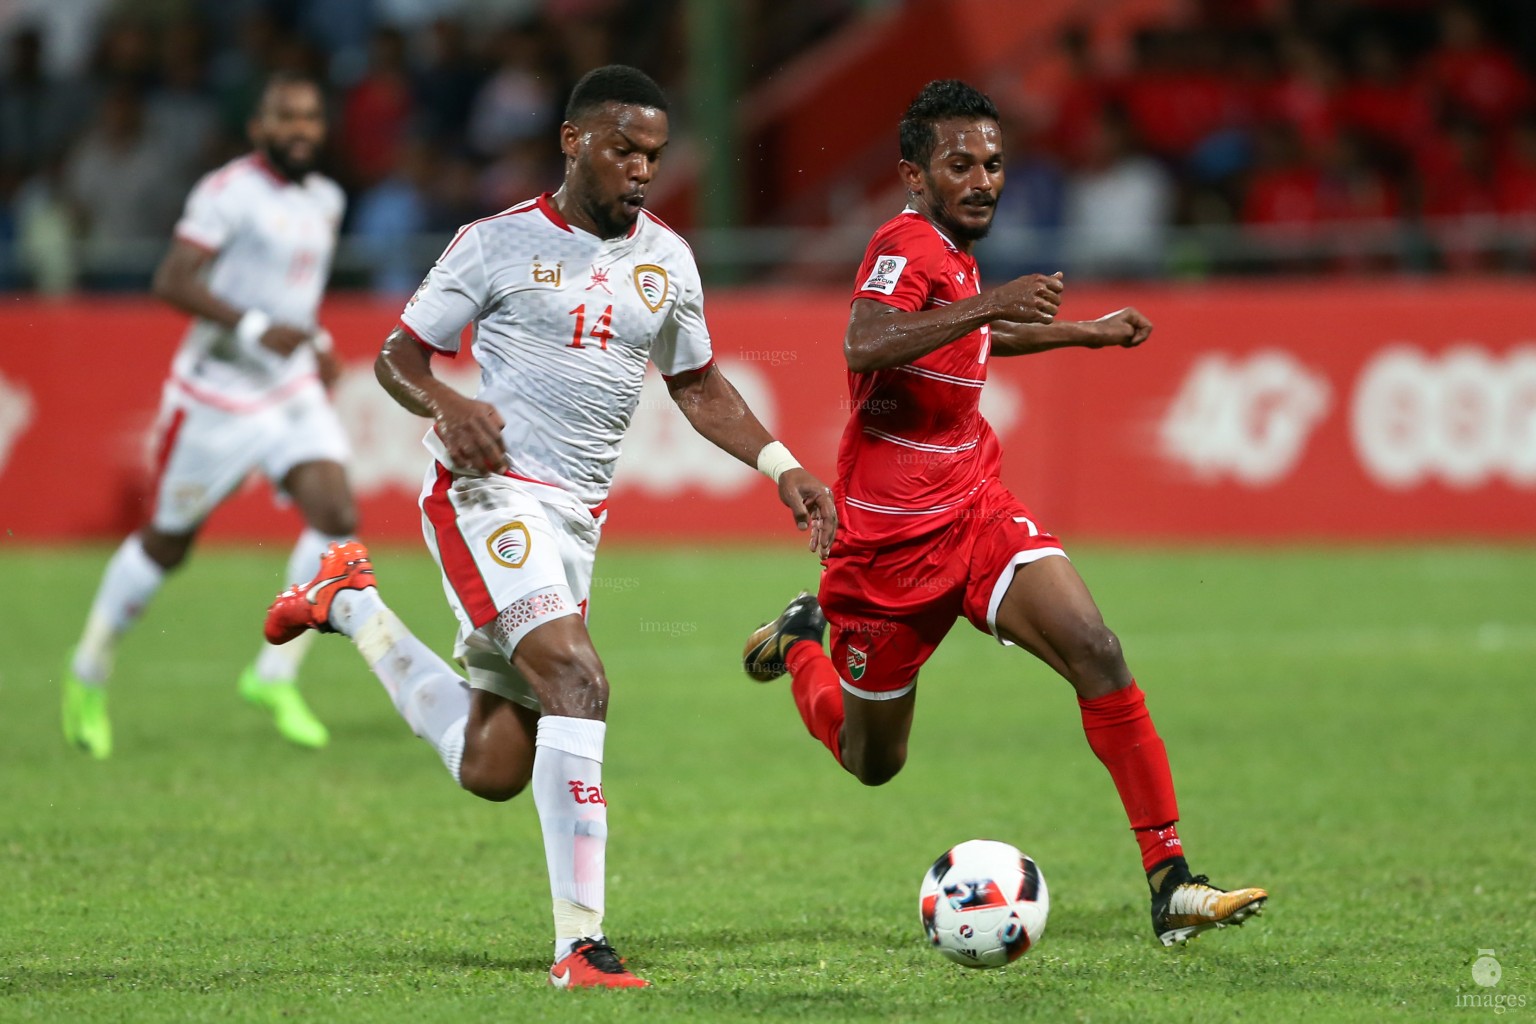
left=2, top=541, right=1533, bottom=1022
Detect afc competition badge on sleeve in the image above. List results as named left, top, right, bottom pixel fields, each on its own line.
left=860, top=255, right=907, bottom=295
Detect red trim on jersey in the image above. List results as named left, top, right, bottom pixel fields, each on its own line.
left=537, top=192, right=574, bottom=233
left=440, top=199, right=540, bottom=257
left=202, top=157, right=246, bottom=194
left=149, top=407, right=187, bottom=498
left=249, top=152, right=290, bottom=188
left=641, top=209, right=692, bottom=251
left=503, top=471, right=609, bottom=519
left=537, top=190, right=644, bottom=238
left=661, top=356, right=715, bottom=382
left=169, top=372, right=320, bottom=413
left=425, top=463, right=499, bottom=628
left=172, top=230, right=219, bottom=255
left=397, top=318, right=456, bottom=357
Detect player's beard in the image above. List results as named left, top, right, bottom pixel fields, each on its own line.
left=590, top=198, right=637, bottom=239
left=571, top=162, right=640, bottom=239
left=939, top=196, right=997, bottom=243
left=261, top=138, right=317, bottom=182
left=923, top=172, right=998, bottom=243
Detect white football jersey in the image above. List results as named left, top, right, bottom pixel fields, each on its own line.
left=170, top=153, right=344, bottom=409
left=399, top=193, right=714, bottom=509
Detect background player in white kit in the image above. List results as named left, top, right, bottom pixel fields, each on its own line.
left=61, top=73, right=358, bottom=758
left=265, top=65, right=837, bottom=989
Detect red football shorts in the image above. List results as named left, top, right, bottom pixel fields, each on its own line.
left=818, top=478, right=1067, bottom=698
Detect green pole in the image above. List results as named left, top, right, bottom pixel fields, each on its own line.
left=686, top=0, right=742, bottom=283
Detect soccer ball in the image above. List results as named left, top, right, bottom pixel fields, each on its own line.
left=919, top=839, right=1049, bottom=968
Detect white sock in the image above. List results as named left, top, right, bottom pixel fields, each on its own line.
left=534, top=715, right=608, bottom=962
left=330, top=587, right=470, bottom=783
left=250, top=528, right=345, bottom=684
left=71, top=535, right=166, bottom=685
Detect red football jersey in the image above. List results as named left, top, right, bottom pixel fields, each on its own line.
left=836, top=209, right=1003, bottom=547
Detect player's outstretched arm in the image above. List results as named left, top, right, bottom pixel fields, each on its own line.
left=375, top=327, right=508, bottom=475
left=988, top=307, right=1153, bottom=358
left=844, top=273, right=1063, bottom=373
left=665, top=363, right=837, bottom=556
left=153, top=239, right=314, bottom=357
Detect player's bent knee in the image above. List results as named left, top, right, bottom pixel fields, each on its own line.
left=1063, top=624, right=1132, bottom=691
left=844, top=741, right=908, bottom=787
left=309, top=506, right=358, bottom=538
left=1085, top=625, right=1126, bottom=669
left=544, top=647, right=607, bottom=692
left=519, top=635, right=610, bottom=716
left=464, top=777, right=528, bottom=803
left=138, top=529, right=193, bottom=571
left=853, top=760, right=904, bottom=787
left=459, top=760, right=531, bottom=803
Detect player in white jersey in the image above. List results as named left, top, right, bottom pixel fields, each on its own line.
left=62, top=73, right=357, bottom=758
left=265, top=66, right=837, bottom=989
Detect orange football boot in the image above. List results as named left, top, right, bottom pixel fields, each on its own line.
left=548, top=939, right=650, bottom=989
left=264, top=541, right=376, bottom=644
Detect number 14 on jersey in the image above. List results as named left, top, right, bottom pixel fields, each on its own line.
left=568, top=304, right=614, bottom=350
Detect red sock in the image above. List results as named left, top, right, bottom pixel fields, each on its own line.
left=787, top=640, right=845, bottom=766
left=1078, top=682, right=1184, bottom=872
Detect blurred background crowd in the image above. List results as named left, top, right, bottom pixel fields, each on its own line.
left=2, top=0, right=1535, bottom=292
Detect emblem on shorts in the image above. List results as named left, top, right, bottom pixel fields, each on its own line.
left=847, top=644, right=868, bottom=682
left=634, top=264, right=668, bottom=312
left=487, top=521, right=532, bottom=568
left=532, top=257, right=563, bottom=287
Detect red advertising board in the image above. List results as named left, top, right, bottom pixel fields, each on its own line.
left=1, top=283, right=1533, bottom=544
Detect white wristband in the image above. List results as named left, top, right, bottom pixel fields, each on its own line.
left=310, top=327, right=333, bottom=354
left=756, top=440, right=801, bottom=483
left=235, top=309, right=272, bottom=353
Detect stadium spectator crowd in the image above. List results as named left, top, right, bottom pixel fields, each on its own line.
left=0, top=0, right=857, bottom=291
left=3, top=0, right=1536, bottom=289
left=987, top=0, right=1536, bottom=277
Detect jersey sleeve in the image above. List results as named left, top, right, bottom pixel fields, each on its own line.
left=398, top=224, right=492, bottom=355
left=651, top=255, right=714, bottom=378
left=850, top=220, right=940, bottom=313
left=173, top=171, right=244, bottom=253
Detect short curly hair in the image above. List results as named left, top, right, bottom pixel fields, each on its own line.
left=566, top=65, right=668, bottom=121
left=898, top=80, right=1000, bottom=166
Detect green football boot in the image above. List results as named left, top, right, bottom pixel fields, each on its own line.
left=62, top=670, right=113, bottom=759
left=238, top=665, right=329, bottom=749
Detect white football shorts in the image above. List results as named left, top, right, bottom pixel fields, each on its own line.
left=418, top=465, right=601, bottom=711
left=149, top=381, right=351, bottom=534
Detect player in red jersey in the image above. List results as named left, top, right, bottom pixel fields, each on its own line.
left=743, top=80, right=1268, bottom=946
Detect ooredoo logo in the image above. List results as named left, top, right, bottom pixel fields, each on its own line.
left=1159, top=350, right=1331, bottom=486
left=1351, top=344, right=1536, bottom=489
